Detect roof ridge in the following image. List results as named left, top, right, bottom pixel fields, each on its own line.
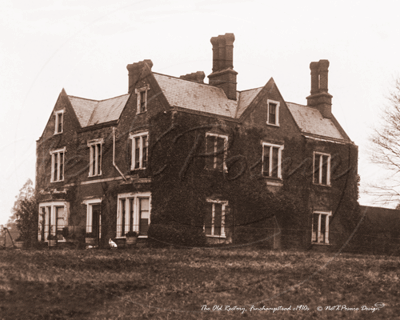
left=153, top=72, right=217, bottom=89
left=238, top=86, right=264, bottom=93
left=68, top=93, right=129, bottom=103
left=68, top=95, right=99, bottom=103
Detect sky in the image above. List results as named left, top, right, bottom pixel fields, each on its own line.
left=1, top=0, right=400, bottom=225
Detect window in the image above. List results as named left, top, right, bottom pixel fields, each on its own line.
left=38, top=202, right=68, bottom=242
left=313, top=152, right=331, bottom=186
left=87, top=139, right=103, bottom=177
left=262, top=142, right=284, bottom=179
left=50, top=147, right=66, bottom=182
left=54, top=110, right=64, bottom=134
left=204, top=199, right=227, bottom=237
left=205, top=133, right=228, bottom=172
left=267, top=100, right=280, bottom=126
left=117, top=192, right=151, bottom=237
left=135, top=85, right=150, bottom=114
left=312, top=211, right=331, bottom=244
left=130, top=132, right=148, bottom=170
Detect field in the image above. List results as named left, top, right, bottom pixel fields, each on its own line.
left=0, top=247, right=399, bottom=319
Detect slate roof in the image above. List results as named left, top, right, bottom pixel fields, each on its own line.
left=65, top=72, right=346, bottom=143
left=68, top=94, right=130, bottom=127
left=236, top=87, right=263, bottom=118
left=153, top=73, right=238, bottom=118
left=286, top=102, right=344, bottom=140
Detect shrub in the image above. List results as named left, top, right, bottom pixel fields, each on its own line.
left=148, top=224, right=206, bottom=248
left=125, top=231, right=137, bottom=237
left=85, top=232, right=95, bottom=238
left=47, top=234, right=57, bottom=241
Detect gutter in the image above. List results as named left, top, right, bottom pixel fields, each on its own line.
left=112, top=127, right=127, bottom=182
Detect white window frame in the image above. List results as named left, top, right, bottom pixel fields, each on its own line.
left=83, top=199, right=102, bottom=239
left=205, top=132, right=228, bottom=172
left=262, top=142, right=284, bottom=179
left=38, top=201, right=68, bottom=242
left=50, top=147, right=66, bottom=182
left=312, top=211, right=332, bottom=244
left=266, top=99, right=280, bottom=126
left=313, top=152, right=331, bottom=186
left=54, top=109, right=65, bottom=134
left=135, top=85, right=150, bottom=114
left=204, top=199, right=227, bottom=238
left=116, top=192, right=151, bottom=238
left=129, top=132, right=149, bottom=170
left=87, top=138, right=104, bottom=177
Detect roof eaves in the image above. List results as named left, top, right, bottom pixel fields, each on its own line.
left=302, top=133, right=349, bottom=144
left=78, top=119, right=119, bottom=132
left=174, top=106, right=240, bottom=123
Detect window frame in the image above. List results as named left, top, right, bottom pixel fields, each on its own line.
left=266, top=99, right=280, bottom=126
left=87, top=138, right=104, bottom=177
left=129, top=132, right=149, bottom=171
left=313, top=151, right=331, bottom=186
left=38, top=201, right=68, bottom=242
left=135, top=85, right=150, bottom=114
left=205, top=132, right=228, bottom=173
left=204, top=199, right=228, bottom=238
left=54, top=110, right=65, bottom=134
left=312, top=211, right=332, bottom=244
left=261, top=142, right=284, bottom=179
left=50, top=147, right=66, bottom=183
left=116, top=192, right=151, bottom=238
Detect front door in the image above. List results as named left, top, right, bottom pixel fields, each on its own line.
left=91, top=204, right=101, bottom=245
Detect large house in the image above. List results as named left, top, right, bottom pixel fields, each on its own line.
left=35, top=33, right=359, bottom=249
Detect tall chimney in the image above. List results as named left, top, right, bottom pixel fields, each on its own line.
left=127, top=59, right=153, bottom=93
left=208, top=33, right=237, bottom=100
left=306, top=59, right=332, bottom=118
left=211, top=37, right=219, bottom=72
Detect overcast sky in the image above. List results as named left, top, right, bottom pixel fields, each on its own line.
left=1, top=0, right=400, bottom=225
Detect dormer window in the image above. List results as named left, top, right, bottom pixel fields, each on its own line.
left=87, top=139, right=104, bottom=177
left=54, top=110, right=64, bottom=134
left=135, top=85, right=150, bottom=114
left=266, top=100, right=280, bottom=126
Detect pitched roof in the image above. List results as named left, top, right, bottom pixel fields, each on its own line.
left=68, top=94, right=130, bottom=127
left=286, top=102, right=344, bottom=140
left=153, top=73, right=238, bottom=118
left=236, top=87, right=263, bottom=118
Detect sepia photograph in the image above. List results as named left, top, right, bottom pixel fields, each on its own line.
left=1, top=0, right=399, bottom=319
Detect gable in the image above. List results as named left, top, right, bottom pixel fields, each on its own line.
left=286, top=102, right=344, bottom=140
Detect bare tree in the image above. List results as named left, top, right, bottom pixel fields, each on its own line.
left=370, top=79, right=400, bottom=203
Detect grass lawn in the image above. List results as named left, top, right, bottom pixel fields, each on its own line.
left=0, top=247, right=399, bottom=319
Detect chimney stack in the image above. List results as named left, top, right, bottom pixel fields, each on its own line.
left=179, top=71, right=205, bottom=83
left=127, top=59, right=153, bottom=93
left=208, top=33, right=238, bottom=100
left=306, top=59, right=332, bottom=118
